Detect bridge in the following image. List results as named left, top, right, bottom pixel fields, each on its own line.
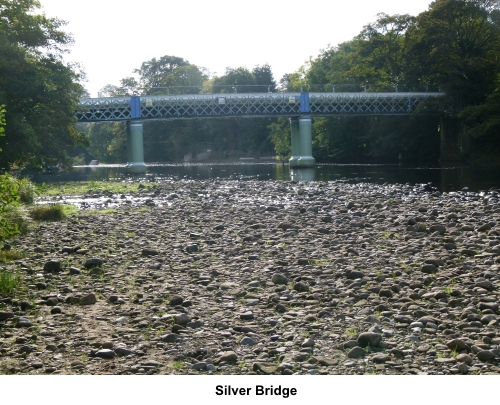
left=77, top=91, right=446, bottom=171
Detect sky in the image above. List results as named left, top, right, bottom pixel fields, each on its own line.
left=39, top=0, right=434, bottom=97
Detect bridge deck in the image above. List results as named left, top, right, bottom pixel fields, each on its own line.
left=76, top=92, right=446, bottom=122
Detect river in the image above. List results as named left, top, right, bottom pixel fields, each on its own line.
left=28, top=163, right=500, bottom=192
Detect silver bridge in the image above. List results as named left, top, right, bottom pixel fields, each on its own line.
left=76, top=92, right=446, bottom=122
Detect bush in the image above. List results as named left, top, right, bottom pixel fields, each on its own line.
left=0, top=205, right=29, bottom=240
left=28, top=204, right=66, bottom=221
left=0, top=270, right=23, bottom=296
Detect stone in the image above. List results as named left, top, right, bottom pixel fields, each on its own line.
left=240, top=337, right=257, bottom=346
left=142, top=248, right=159, bottom=256
left=169, top=295, right=184, bottom=305
left=240, top=311, right=254, bottom=320
left=429, top=224, right=446, bottom=235
left=372, top=353, right=390, bottom=363
left=293, top=282, right=309, bottom=293
left=173, top=314, right=191, bottom=324
left=44, top=260, right=61, bottom=272
left=347, top=347, right=367, bottom=359
left=456, top=354, right=473, bottom=365
left=217, top=351, right=238, bottom=363
left=271, top=273, right=288, bottom=285
left=0, top=312, right=14, bottom=321
left=253, top=362, right=278, bottom=374
left=80, top=293, right=97, bottom=305
left=458, top=363, right=469, bottom=374
left=192, top=362, right=207, bottom=371
left=95, top=349, right=115, bottom=359
left=421, top=264, right=438, bottom=274
left=476, top=350, right=495, bottom=361
left=89, top=267, right=104, bottom=276
left=50, top=307, right=62, bottom=315
left=84, top=258, right=103, bottom=268
left=115, top=347, right=133, bottom=357
left=358, top=332, right=382, bottom=347
left=447, top=339, right=467, bottom=352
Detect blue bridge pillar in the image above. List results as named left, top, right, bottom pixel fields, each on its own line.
left=289, top=93, right=315, bottom=168
left=296, top=116, right=315, bottom=167
left=289, top=117, right=300, bottom=166
left=126, top=120, right=147, bottom=173
left=125, top=95, right=147, bottom=173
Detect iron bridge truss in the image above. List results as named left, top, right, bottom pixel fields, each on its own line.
left=76, top=92, right=446, bottom=122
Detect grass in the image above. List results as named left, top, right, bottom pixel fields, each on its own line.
left=87, top=208, right=118, bottom=215
left=172, top=361, right=183, bottom=370
left=36, top=181, right=144, bottom=197
left=28, top=204, right=66, bottom=221
left=0, top=270, right=23, bottom=296
left=0, top=250, right=25, bottom=263
left=345, top=326, right=359, bottom=337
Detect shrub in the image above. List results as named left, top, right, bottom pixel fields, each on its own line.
left=0, top=249, right=25, bottom=263
left=0, top=205, right=29, bottom=239
left=28, top=203, right=66, bottom=221
left=0, top=270, right=23, bottom=296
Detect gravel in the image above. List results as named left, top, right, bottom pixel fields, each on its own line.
left=0, top=179, right=499, bottom=375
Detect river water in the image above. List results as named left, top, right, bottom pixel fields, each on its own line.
left=28, top=163, right=500, bottom=192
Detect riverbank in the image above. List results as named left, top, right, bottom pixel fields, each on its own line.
left=1, top=179, right=499, bottom=375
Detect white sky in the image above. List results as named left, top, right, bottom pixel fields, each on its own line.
left=40, top=0, right=433, bottom=97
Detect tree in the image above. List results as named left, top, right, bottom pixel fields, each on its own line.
left=212, top=67, right=256, bottom=93
left=133, top=55, right=190, bottom=94
left=408, top=0, right=500, bottom=105
left=0, top=105, right=5, bottom=148
left=0, top=0, right=87, bottom=171
left=252, top=64, right=277, bottom=92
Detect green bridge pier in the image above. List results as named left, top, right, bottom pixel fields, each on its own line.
left=123, top=115, right=317, bottom=172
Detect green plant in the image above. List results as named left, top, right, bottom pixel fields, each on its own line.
left=346, top=326, right=359, bottom=337
left=0, top=270, right=22, bottom=296
left=450, top=348, right=458, bottom=358
left=239, top=361, right=246, bottom=369
left=0, top=250, right=25, bottom=263
left=28, top=204, right=66, bottom=221
left=0, top=205, right=29, bottom=239
left=172, top=361, right=183, bottom=370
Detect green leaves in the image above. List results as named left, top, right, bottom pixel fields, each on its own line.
left=0, top=0, right=85, bottom=171
left=0, top=105, right=5, bottom=150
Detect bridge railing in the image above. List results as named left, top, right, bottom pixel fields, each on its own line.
left=77, top=92, right=448, bottom=122
left=100, top=84, right=443, bottom=97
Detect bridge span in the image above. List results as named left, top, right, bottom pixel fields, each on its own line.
left=77, top=92, right=446, bottom=171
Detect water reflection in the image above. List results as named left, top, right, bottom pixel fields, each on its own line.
left=27, top=163, right=500, bottom=192
left=290, top=168, right=316, bottom=181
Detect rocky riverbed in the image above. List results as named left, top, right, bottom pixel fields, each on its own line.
left=1, top=179, right=500, bottom=375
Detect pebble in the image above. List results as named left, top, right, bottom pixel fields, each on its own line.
left=1, top=180, right=500, bottom=376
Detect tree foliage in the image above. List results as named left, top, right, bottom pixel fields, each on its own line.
left=0, top=0, right=87, bottom=171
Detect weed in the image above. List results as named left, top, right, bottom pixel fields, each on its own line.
left=238, top=361, right=246, bottom=369
left=0, top=270, right=22, bottom=296
left=451, top=348, right=458, bottom=358
left=346, top=326, right=359, bottom=337
left=443, top=287, right=452, bottom=294
left=0, top=250, right=25, bottom=263
left=29, top=204, right=66, bottom=221
left=172, top=361, right=183, bottom=370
